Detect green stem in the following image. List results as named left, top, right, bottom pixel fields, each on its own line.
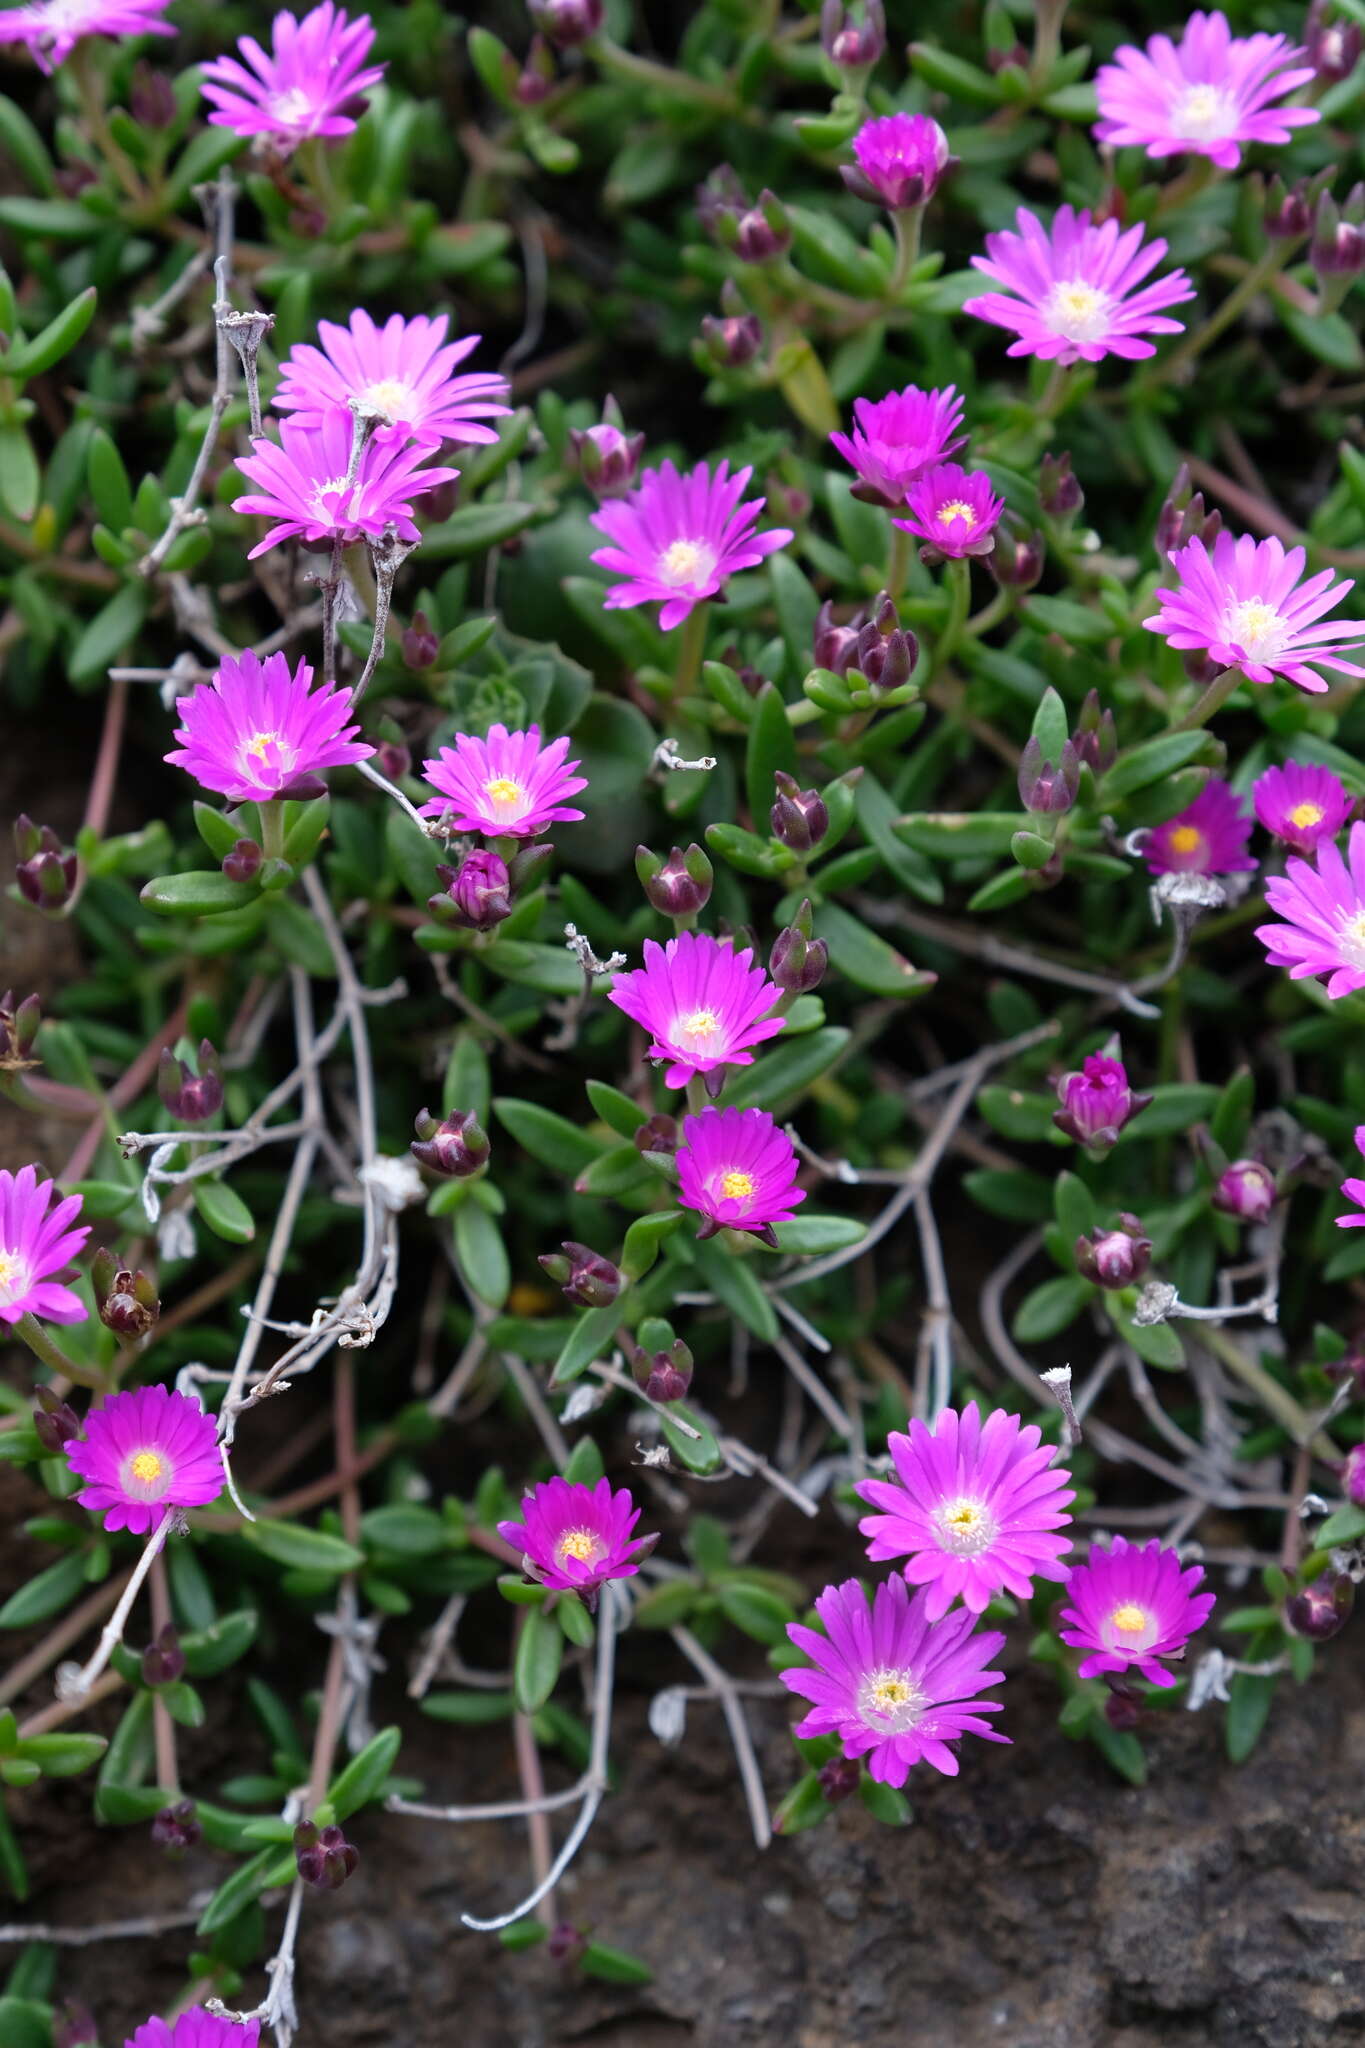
left=1151, top=242, right=1300, bottom=386
left=298, top=137, right=341, bottom=220
left=69, top=40, right=144, bottom=205
left=671, top=603, right=710, bottom=705
left=14, top=1313, right=107, bottom=1392
left=1176, top=665, right=1240, bottom=732
left=260, top=801, right=286, bottom=861
left=963, top=589, right=1010, bottom=639
left=885, top=523, right=913, bottom=604
left=589, top=36, right=739, bottom=114
left=685, top=1077, right=708, bottom=1115
left=932, top=558, right=972, bottom=677
left=888, top=208, right=922, bottom=296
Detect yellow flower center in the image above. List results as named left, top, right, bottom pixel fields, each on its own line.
left=1287, top=801, right=1324, bottom=831
left=362, top=377, right=410, bottom=420
left=934, top=1495, right=997, bottom=1555
left=245, top=728, right=283, bottom=761
left=720, top=1169, right=755, bottom=1201
left=857, top=1664, right=928, bottom=1732
left=1045, top=278, right=1113, bottom=344
left=658, top=538, right=718, bottom=587
left=1109, top=1602, right=1150, bottom=1635
left=1226, top=598, right=1281, bottom=656
left=1173, top=82, right=1236, bottom=140
left=1167, top=825, right=1203, bottom=856
left=1341, top=908, right=1365, bottom=970
left=680, top=1008, right=718, bottom=1037
left=557, top=1528, right=600, bottom=1564
left=0, top=1252, right=20, bottom=1289
left=937, top=499, right=976, bottom=527
left=483, top=775, right=526, bottom=813
left=130, top=1450, right=164, bottom=1484
left=868, top=1674, right=915, bottom=1712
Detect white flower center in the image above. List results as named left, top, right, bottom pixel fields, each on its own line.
left=1102, top=1600, right=1158, bottom=1654
left=556, top=1527, right=603, bottom=1568
left=240, top=729, right=295, bottom=781
left=311, top=472, right=354, bottom=518
left=120, top=1446, right=174, bottom=1502
left=672, top=1007, right=723, bottom=1056
left=29, top=0, right=98, bottom=29
left=270, top=86, right=319, bottom=133
left=482, top=774, right=528, bottom=821
left=1171, top=82, right=1238, bottom=141
left=0, top=1249, right=30, bottom=1308
left=1044, top=279, right=1113, bottom=345
left=360, top=378, right=411, bottom=423
left=856, top=1664, right=928, bottom=1735
left=1337, top=908, right=1365, bottom=970
left=933, top=1494, right=998, bottom=1556
left=1224, top=598, right=1284, bottom=660
left=658, top=538, right=718, bottom=589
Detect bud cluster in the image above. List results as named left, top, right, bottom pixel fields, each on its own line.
left=0, top=989, right=41, bottom=1071
left=769, top=899, right=828, bottom=995
left=158, top=1041, right=223, bottom=1124
left=294, top=1820, right=360, bottom=1889
left=1017, top=736, right=1079, bottom=816
left=411, top=1108, right=490, bottom=1179
left=92, top=1247, right=160, bottom=1338
left=819, top=0, right=885, bottom=71
left=15, top=816, right=77, bottom=915
left=539, top=1240, right=622, bottom=1308
left=813, top=590, right=917, bottom=692
left=630, top=1336, right=693, bottom=1403
left=1156, top=462, right=1222, bottom=567
left=635, top=843, right=713, bottom=917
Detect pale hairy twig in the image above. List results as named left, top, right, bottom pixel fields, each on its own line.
left=671, top=1626, right=771, bottom=1850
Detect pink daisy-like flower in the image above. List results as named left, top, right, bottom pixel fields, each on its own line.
left=675, top=1106, right=806, bottom=1244
left=1094, top=10, right=1318, bottom=171
left=607, top=931, right=786, bottom=1091
left=0, top=0, right=174, bottom=73
left=1145, top=533, right=1365, bottom=695
left=65, top=1385, right=223, bottom=1536
left=856, top=1404, right=1074, bottom=1622
left=1256, top=820, right=1365, bottom=997
left=829, top=383, right=967, bottom=509
left=232, top=412, right=458, bottom=559
left=496, top=1476, right=655, bottom=1604
left=842, top=111, right=951, bottom=211
left=200, top=2, right=384, bottom=148
left=1335, top=1126, right=1365, bottom=1227
left=893, top=461, right=1003, bottom=560
left=1057, top=1535, right=1215, bottom=1688
left=963, top=206, right=1194, bottom=366
left=274, top=312, right=511, bottom=449
left=127, top=2009, right=260, bottom=2048
left=1254, top=760, right=1355, bottom=856
left=781, top=1576, right=1009, bottom=1786
left=0, top=1165, right=89, bottom=1327
left=417, top=723, right=586, bottom=838
left=588, top=459, right=794, bottom=632
left=165, top=648, right=373, bottom=804
left=1143, top=777, right=1255, bottom=877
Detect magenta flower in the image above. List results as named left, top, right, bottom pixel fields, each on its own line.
left=0, top=0, right=173, bottom=72
left=496, top=1476, right=654, bottom=1602
left=829, top=383, right=966, bottom=509
left=1143, top=777, right=1255, bottom=877
left=232, top=412, right=458, bottom=559
left=588, top=459, right=794, bottom=632
left=274, top=312, right=510, bottom=449
left=1213, top=1159, right=1277, bottom=1223
left=1258, top=822, right=1365, bottom=997
left=1254, top=760, right=1355, bottom=855
left=201, top=2, right=385, bottom=148
left=418, top=723, right=586, bottom=838
left=856, top=1405, right=1074, bottom=1621
left=65, top=1386, right=223, bottom=1535
left=607, top=931, right=786, bottom=1091
left=676, top=1106, right=806, bottom=1243
left=963, top=206, right=1193, bottom=366
left=1346, top=1443, right=1365, bottom=1506
left=166, top=649, right=373, bottom=803
left=893, top=461, right=1003, bottom=560
left=1053, top=1043, right=1151, bottom=1152
left=1058, top=1536, right=1215, bottom=1688
left=1094, top=10, right=1319, bottom=170
left=0, top=1166, right=89, bottom=1327
left=1335, top=1126, right=1365, bottom=1227
left=1145, top=533, right=1365, bottom=695
left=127, top=2009, right=260, bottom=2048
left=781, top=1576, right=1008, bottom=1786
left=842, top=111, right=951, bottom=210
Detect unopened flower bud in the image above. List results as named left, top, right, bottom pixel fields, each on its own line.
left=33, top=1384, right=81, bottom=1454
left=987, top=520, right=1045, bottom=590
left=1311, top=187, right=1365, bottom=279
left=294, top=1820, right=359, bottom=1890
left=129, top=58, right=177, bottom=127
left=374, top=739, right=410, bottom=784
left=92, top=1247, right=160, bottom=1337
left=636, top=844, right=713, bottom=917
left=1286, top=1572, right=1354, bottom=1641
left=158, top=1040, right=223, bottom=1124
left=1076, top=1215, right=1152, bottom=1290
left=547, top=1921, right=588, bottom=1966
left=696, top=163, right=748, bottom=237
left=222, top=837, right=262, bottom=884
left=1053, top=1041, right=1151, bottom=1152
left=735, top=191, right=791, bottom=264
left=151, top=1798, right=201, bottom=1853
left=1102, top=1684, right=1142, bottom=1732
left=526, top=0, right=602, bottom=46
left=1018, top=736, right=1079, bottom=815
left=411, top=1108, right=489, bottom=1178
left=141, top=1624, right=185, bottom=1687
left=0, top=989, right=41, bottom=1071
left=853, top=593, right=917, bottom=688
left=1344, top=1441, right=1365, bottom=1506
left=819, top=0, right=885, bottom=70
left=770, top=774, right=828, bottom=853
left=570, top=408, right=645, bottom=500
left=1212, top=1158, right=1277, bottom=1224
left=818, top=1754, right=862, bottom=1801
left=539, top=1240, right=622, bottom=1308
left=1306, top=0, right=1362, bottom=83
left=15, top=816, right=77, bottom=915
left=402, top=610, right=440, bottom=668
left=634, top=1112, right=678, bottom=1158
left=516, top=31, right=557, bottom=103
left=1264, top=173, right=1316, bottom=239
left=631, top=1337, right=693, bottom=1403
left=770, top=903, right=828, bottom=995
left=700, top=310, right=764, bottom=369
left=432, top=850, right=512, bottom=932
left=53, top=2003, right=99, bottom=2048
left=1155, top=462, right=1221, bottom=566
left=1039, top=450, right=1082, bottom=521
left=814, top=601, right=861, bottom=676
left=1071, top=690, right=1117, bottom=775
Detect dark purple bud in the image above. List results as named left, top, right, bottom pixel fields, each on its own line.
left=151, top=1798, right=202, bottom=1853
left=1039, top=450, right=1083, bottom=520
left=411, top=1108, right=490, bottom=1178
left=432, top=850, right=512, bottom=932
left=569, top=413, right=645, bottom=500
left=402, top=610, right=440, bottom=668
left=1071, top=690, right=1117, bottom=775
left=813, top=600, right=861, bottom=677
left=1076, top=1215, right=1152, bottom=1290
left=634, top=1112, right=678, bottom=1158
left=817, top=1754, right=862, bottom=1802
left=141, top=1623, right=185, bottom=1687
left=222, top=837, right=262, bottom=884
left=516, top=31, right=557, bottom=103
left=0, top=989, right=41, bottom=1070
left=1212, top=1158, right=1278, bottom=1224
left=15, top=816, right=77, bottom=915
left=696, top=163, right=748, bottom=238
left=1345, top=1442, right=1365, bottom=1506
left=1053, top=1041, right=1151, bottom=1151
left=635, top=843, right=713, bottom=917
left=770, top=774, right=829, bottom=853
left=526, top=0, right=602, bottom=47
left=129, top=58, right=177, bottom=127
left=33, top=1384, right=81, bottom=1454
left=852, top=594, right=917, bottom=689
left=55, top=161, right=98, bottom=198
left=1326, top=1347, right=1365, bottom=1398
left=1156, top=463, right=1221, bottom=566
left=53, top=2003, right=99, bottom=2048
left=376, top=738, right=411, bottom=782
left=820, top=0, right=885, bottom=68
left=700, top=310, right=764, bottom=369
left=631, top=1337, right=693, bottom=1403
left=1311, top=187, right=1365, bottom=276
left=1306, top=0, right=1362, bottom=83
left=987, top=521, right=1045, bottom=590
left=294, top=1820, right=359, bottom=1890
left=770, top=902, right=828, bottom=995
left=1181, top=645, right=1223, bottom=688
left=1286, top=1572, right=1354, bottom=1641
left=1102, top=1683, right=1142, bottom=1732
left=1264, top=174, right=1316, bottom=239
left=1017, top=736, right=1079, bottom=815
left=735, top=190, right=791, bottom=263
left=92, top=1247, right=160, bottom=1338
left=158, top=1040, right=223, bottom=1124
left=547, top=1921, right=589, bottom=1966
left=539, top=1240, right=622, bottom=1308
